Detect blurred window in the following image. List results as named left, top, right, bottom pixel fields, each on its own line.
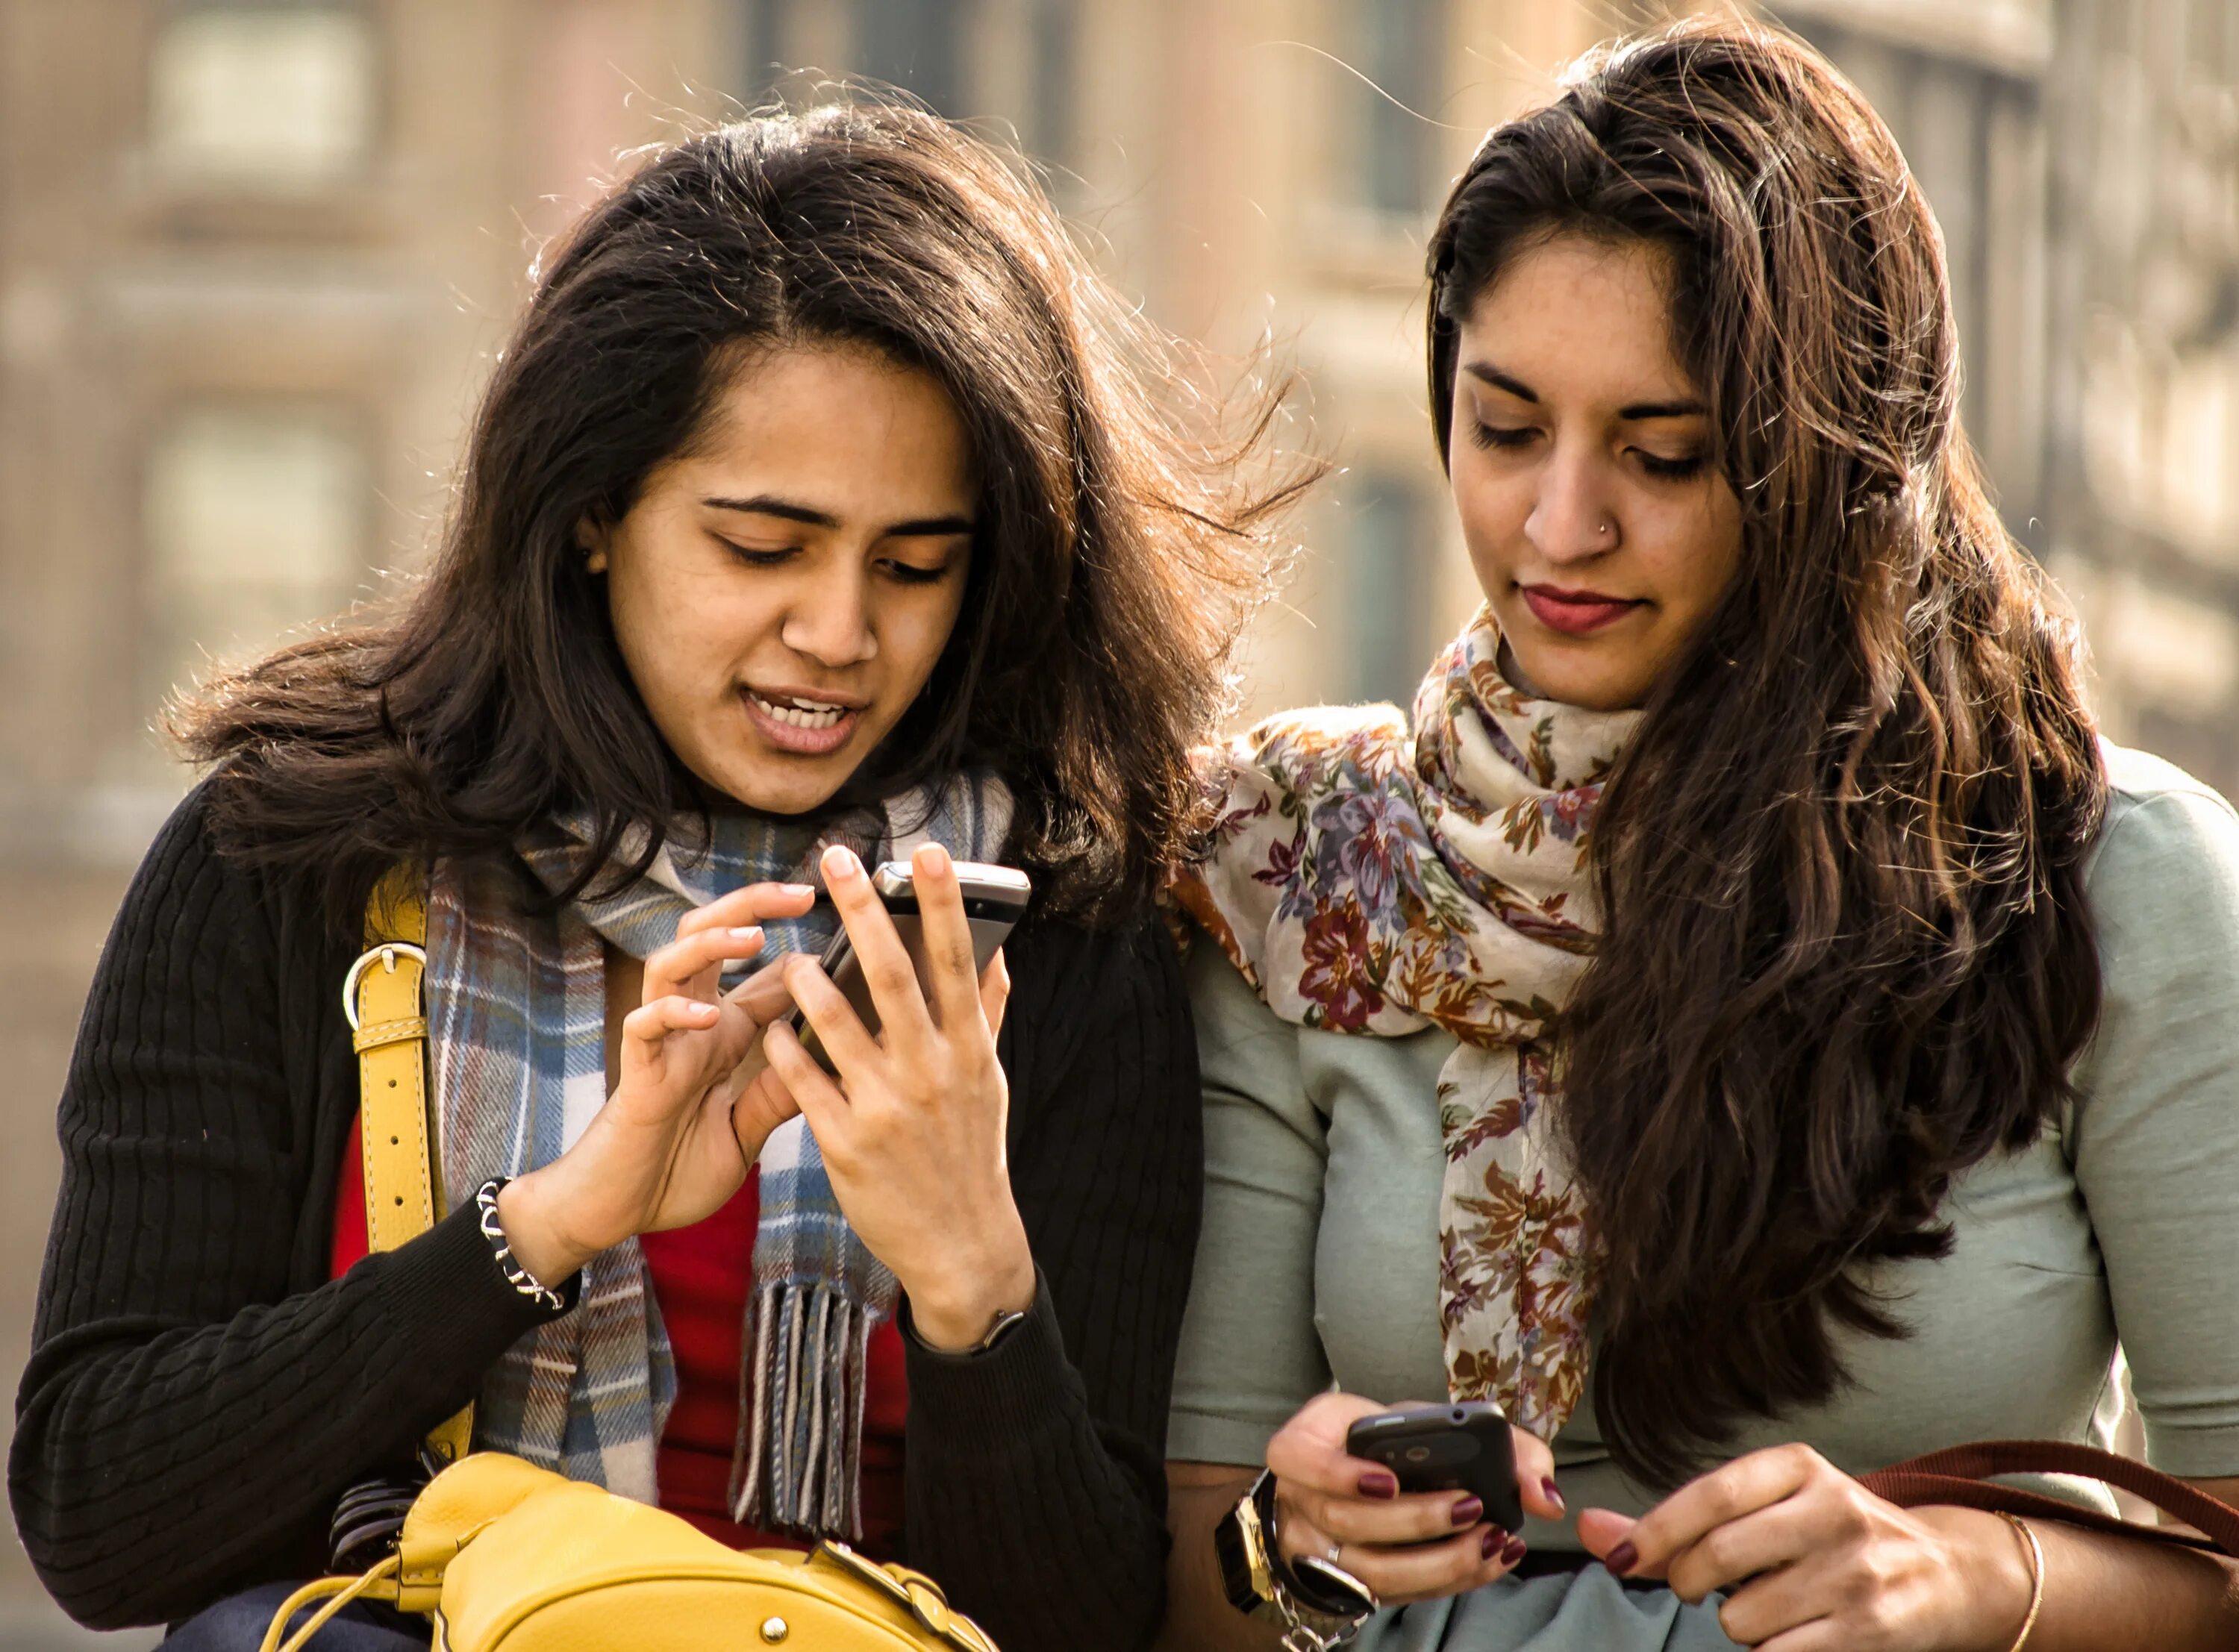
left=857, top=0, right=968, bottom=114
left=148, top=3, right=377, bottom=186
left=143, top=406, right=369, bottom=707
left=1348, top=472, right=1430, bottom=707
left=1028, top=0, right=1078, bottom=167
left=1352, top=0, right=1437, bottom=217
left=743, top=0, right=782, bottom=101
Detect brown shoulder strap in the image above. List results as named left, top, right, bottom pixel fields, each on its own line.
left=1862, top=1439, right=2239, bottom=1556
left=349, top=866, right=473, bottom=1466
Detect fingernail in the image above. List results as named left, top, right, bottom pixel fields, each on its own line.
left=1480, top=1526, right=1505, bottom=1560
left=781, top=883, right=817, bottom=897
left=918, top=842, right=951, bottom=872
left=1605, top=1541, right=1637, bottom=1577
left=1450, top=1496, right=1483, bottom=1527
left=1542, top=1476, right=1565, bottom=1514
left=821, top=846, right=859, bottom=879
left=728, top=927, right=762, bottom=942
left=1501, top=1535, right=1528, bottom=1567
left=1357, top=1471, right=1399, bottom=1500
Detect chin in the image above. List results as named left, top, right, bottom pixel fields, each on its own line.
left=1508, top=651, right=1648, bottom=713
left=696, top=750, right=855, bottom=818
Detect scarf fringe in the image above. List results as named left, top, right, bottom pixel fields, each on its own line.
left=729, top=1281, right=878, bottom=1539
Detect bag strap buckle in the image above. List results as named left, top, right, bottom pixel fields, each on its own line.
left=343, top=942, right=428, bottom=1032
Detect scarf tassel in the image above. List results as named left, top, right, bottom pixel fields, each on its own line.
left=729, top=1281, right=875, bottom=1540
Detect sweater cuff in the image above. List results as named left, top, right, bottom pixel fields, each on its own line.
left=368, top=1195, right=572, bottom=1412
left=899, top=1271, right=1081, bottom=1452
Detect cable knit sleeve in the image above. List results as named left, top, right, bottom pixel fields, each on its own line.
left=7, top=789, right=563, bottom=1631
left=899, top=910, right=1204, bottom=1652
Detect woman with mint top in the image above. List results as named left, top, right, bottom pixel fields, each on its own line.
left=13, top=106, right=1305, bottom=1651
left=1162, top=21, right=2239, bottom=1652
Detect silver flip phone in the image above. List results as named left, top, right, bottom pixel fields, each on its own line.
left=788, top=860, right=1032, bottom=1074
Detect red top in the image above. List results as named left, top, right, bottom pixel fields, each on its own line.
left=331, top=1121, right=909, bottom=1556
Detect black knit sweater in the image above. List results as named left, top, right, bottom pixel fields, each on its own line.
left=10, top=786, right=1202, bottom=1651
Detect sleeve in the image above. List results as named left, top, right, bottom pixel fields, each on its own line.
left=899, top=912, right=1202, bottom=1652
left=1165, top=937, right=1334, bottom=1468
left=2070, top=783, right=2239, bottom=1478
left=7, top=792, right=566, bottom=1630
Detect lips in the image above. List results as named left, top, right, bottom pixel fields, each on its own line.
left=1520, top=586, right=1644, bottom=636
left=739, top=686, right=861, bottom=756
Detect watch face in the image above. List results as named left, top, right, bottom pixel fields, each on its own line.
left=1213, top=1501, right=1264, bottom=1613
left=1290, top=1554, right=1379, bottom=1616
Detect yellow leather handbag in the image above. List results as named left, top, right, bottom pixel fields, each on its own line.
left=260, top=874, right=999, bottom=1652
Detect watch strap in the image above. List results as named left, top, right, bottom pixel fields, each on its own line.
left=1214, top=1469, right=1378, bottom=1649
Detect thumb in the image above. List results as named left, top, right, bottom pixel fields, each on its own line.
left=978, top=948, right=1012, bottom=1044
left=731, top=1063, right=801, bottom=1162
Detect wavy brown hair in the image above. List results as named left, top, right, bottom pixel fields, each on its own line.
left=1427, top=21, right=2107, bottom=1485
left=176, top=103, right=1308, bottom=931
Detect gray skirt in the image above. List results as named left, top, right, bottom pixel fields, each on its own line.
left=1358, top=1567, right=1740, bottom=1652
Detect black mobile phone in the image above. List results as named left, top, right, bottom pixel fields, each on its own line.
left=1346, top=1401, right=1525, bottom=1532
left=788, top=860, right=1032, bottom=1074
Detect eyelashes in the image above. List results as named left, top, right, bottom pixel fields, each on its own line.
left=719, top=541, right=958, bottom=584
left=880, top=560, right=955, bottom=586
left=1468, top=420, right=1534, bottom=452
left=1468, top=421, right=1708, bottom=481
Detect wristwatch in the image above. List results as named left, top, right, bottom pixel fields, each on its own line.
left=1213, top=1468, right=1378, bottom=1651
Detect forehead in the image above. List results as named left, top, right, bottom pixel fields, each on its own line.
left=675, top=342, right=977, bottom=504
left=1455, top=234, right=1696, bottom=404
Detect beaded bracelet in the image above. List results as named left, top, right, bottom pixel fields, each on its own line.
left=1998, top=1512, right=2045, bottom=1652
left=475, top=1176, right=575, bottom=1314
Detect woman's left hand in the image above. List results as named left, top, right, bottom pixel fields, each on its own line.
left=758, top=841, right=1036, bottom=1350
left=1576, top=1443, right=2036, bottom=1651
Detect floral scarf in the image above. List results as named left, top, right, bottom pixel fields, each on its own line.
left=1169, top=604, right=1637, bottom=1439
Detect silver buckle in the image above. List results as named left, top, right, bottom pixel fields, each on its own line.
left=342, top=942, right=428, bottom=1032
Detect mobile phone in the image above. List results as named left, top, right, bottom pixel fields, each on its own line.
left=787, top=860, right=1032, bottom=1074
left=1345, top=1401, right=1525, bottom=1532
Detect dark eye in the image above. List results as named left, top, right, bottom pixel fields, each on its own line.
left=1469, top=421, right=1537, bottom=452
left=880, top=557, right=955, bottom=586
left=720, top=539, right=796, bottom=568
left=1636, top=450, right=1708, bottom=481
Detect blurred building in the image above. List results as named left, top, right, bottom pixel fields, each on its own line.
left=1776, top=0, right=2239, bottom=795
left=0, top=0, right=2232, bottom=1641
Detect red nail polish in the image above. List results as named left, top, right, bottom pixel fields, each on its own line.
left=1450, top=1496, right=1484, bottom=1527
left=1480, top=1526, right=1505, bottom=1560
left=1502, top=1534, right=1528, bottom=1567
left=1358, top=1471, right=1399, bottom=1500
left=1542, top=1476, right=1566, bottom=1513
left=1605, top=1541, right=1638, bottom=1577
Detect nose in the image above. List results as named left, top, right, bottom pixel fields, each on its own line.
left=778, top=560, right=878, bottom=669
left=1524, top=445, right=1620, bottom=567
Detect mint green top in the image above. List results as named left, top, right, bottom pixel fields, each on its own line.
left=1170, top=745, right=2239, bottom=1651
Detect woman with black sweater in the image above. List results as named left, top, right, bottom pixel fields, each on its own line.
left=11, top=106, right=1301, bottom=1651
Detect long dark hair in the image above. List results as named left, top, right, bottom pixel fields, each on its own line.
left=1426, top=21, right=2107, bottom=1484
left=177, top=103, right=1308, bottom=930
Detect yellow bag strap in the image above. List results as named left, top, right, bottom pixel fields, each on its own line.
left=349, top=866, right=473, bottom=1468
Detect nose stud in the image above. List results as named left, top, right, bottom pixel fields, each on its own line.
left=1597, top=519, right=1614, bottom=536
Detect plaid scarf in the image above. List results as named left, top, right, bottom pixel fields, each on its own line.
left=422, top=774, right=1012, bottom=1534
left=1170, top=607, right=1637, bottom=1440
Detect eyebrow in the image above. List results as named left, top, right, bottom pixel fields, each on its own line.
left=1461, top=360, right=1705, bottom=422
left=699, top=493, right=975, bottom=538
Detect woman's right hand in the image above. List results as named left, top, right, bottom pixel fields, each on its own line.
left=495, top=880, right=817, bottom=1285
left=1264, top=1392, right=1564, bottom=1608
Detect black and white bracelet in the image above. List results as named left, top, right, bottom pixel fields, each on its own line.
left=475, top=1176, right=577, bottom=1314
